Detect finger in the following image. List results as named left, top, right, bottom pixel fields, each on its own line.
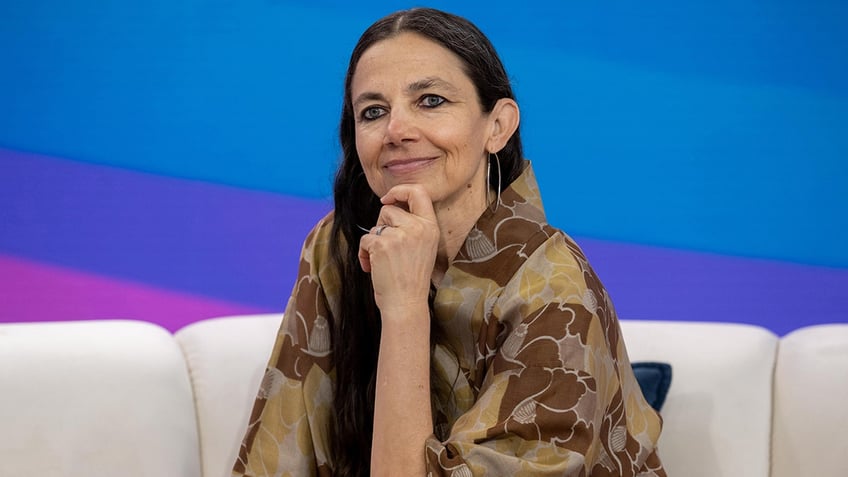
left=374, top=224, right=390, bottom=236
left=374, top=204, right=412, bottom=229
left=358, top=237, right=372, bottom=273
left=380, top=184, right=437, bottom=222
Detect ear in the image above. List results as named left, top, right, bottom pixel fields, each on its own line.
left=486, top=98, right=520, bottom=154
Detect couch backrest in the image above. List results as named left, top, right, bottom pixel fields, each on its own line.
left=7, top=316, right=841, bottom=477
left=0, top=320, right=202, bottom=477
left=184, top=316, right=783, bottom=477
left=771, top=324, right=848, bottom=477
left=620, top=320, right=779, bottom=477
left=175, top=313, right=282, bottom=477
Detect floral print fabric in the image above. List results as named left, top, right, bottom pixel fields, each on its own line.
left=232, top=163, right=666, bottom=476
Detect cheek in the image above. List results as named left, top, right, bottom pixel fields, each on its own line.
left=354, top=135, right=383, bottom=195
left=355, top=158, right=381, bottom=197
left=438, top=119, right=485, bottom=153
left=354, top=130, right=380, bottom=166
left=361, top=173, right=383, bottom=198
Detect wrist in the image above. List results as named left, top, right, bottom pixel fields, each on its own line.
left=378, top=301, right=431, bottom=326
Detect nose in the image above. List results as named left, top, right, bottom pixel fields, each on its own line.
left=383, top=109, right=419, bottom=145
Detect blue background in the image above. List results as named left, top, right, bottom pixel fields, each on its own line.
left=1, top=1, right=846, bottom=333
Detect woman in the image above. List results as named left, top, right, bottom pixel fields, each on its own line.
left=233, top=8, right=665, bottom=477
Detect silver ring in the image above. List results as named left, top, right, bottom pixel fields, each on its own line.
left=375, top=224, right=389, bottom=236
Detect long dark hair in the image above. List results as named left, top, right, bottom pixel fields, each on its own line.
left=328, top=8, right=524, bottom=476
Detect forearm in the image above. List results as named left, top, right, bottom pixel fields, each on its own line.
left=371, top=304, right=433, bottom=477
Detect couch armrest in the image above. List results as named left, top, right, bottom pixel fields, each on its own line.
left=0, top=320, right=201, bottom=477
left=621, top=320, right=778, bottom=477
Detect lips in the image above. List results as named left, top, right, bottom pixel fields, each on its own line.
left=382, top=156, right=438, bottom=175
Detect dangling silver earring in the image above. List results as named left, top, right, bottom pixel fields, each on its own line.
left=486, top=153, right=502, bottom=213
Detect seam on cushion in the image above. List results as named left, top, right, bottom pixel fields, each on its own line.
left=175, top=335, right=206, bottom=477
left=768, top=338, right=780, bottom=477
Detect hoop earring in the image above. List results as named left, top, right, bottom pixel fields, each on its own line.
left=486, top=153, right=502, bottom=213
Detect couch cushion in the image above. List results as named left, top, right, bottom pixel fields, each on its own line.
left=0, top=320, right=201, bottom=477
left=175, top=313, right=283, bottom=477
left=772, top=323, right=848, bottom=477
left=632, top=361, right=672, bottom=411
left=620, top=320, right=778, bottom=477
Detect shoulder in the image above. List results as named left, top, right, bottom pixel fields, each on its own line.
left=492, top=227, right=621, bottom=357
left=286, top=211, right=342, bottom=322
left=528, top=227, right=614, bottom=324
left=501, top=228, right=601, bottom=312
left=295, top=211, right=338, bottom=273
left=302, top=210, right=336, bottom=252
left=276, top=211, right=338, bottom=376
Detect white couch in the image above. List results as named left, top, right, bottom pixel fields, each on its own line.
left=1, top=315, right=846, bottom=477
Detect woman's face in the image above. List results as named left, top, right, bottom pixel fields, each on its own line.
left=350, top=32, right=494, bottom=211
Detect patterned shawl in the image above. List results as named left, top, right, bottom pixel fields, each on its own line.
left=233, top=162, right=666, bottom=476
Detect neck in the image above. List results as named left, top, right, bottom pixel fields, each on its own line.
left=430, top=184, right=496, bottom=287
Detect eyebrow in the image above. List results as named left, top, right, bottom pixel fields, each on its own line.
left=352, top=76, right=460, bottom=109
left=407, top=76, right=459, bottom=95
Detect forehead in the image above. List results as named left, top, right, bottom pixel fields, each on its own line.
left=351, top=32, right=473, bottom=93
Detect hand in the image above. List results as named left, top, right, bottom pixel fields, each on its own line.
left=358, top=184, right=440, bottom=316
